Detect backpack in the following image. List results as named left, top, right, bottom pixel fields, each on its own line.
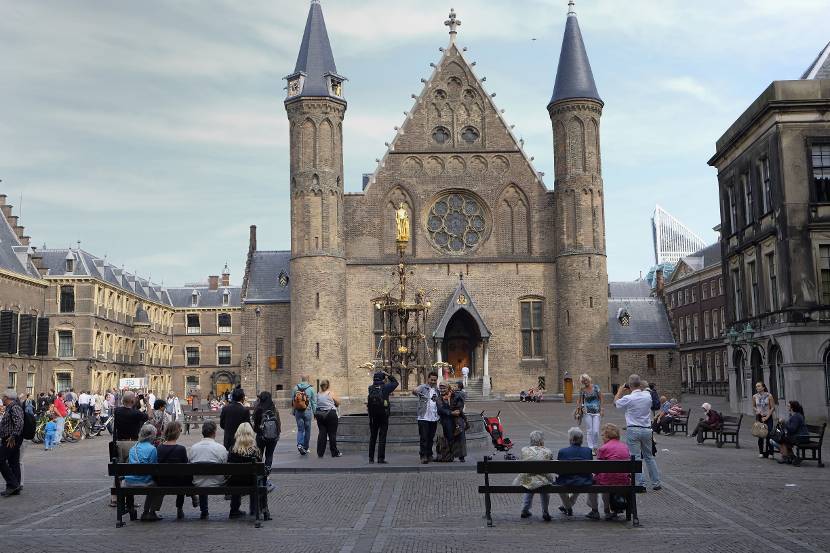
left=21, top=408, right=36, bottom=440
left=292, top=386, right=310, bottom=411
left=367, top=384, right=386, bottom=413
left=261, top=411, right=279, bottom=441
left=649, top=389, right=661, bottom=411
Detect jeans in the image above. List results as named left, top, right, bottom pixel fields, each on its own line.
left=315, top=410, right=339, bottom=457
left=369, top=411, right=389, bottom=461
left=256, top=436, right=278, bottom=470
left=0, top=439, right=22, bottom=490
left=522, top=491, right=550, bottom=514
left=44, top=432, right=59, bottom=450
left=55, top=417, right=65, bottom=442
left=295, top=411, right=313, bottom=450
left=584, top=413, right=601, bottom=450
left=417, top=420, right=438, bottom=460
left=757, top=416, right=774, bottom=456
left=624, top=426, right=660, bottom=487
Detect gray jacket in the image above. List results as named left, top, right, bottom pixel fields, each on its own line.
left=413, top=384, right=437, bottom=419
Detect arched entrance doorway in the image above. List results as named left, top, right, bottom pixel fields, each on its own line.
left=442, top=309, right=481, bottom=378
left=750, top=347, right=764, bottom=391
left=212, top=371, right=236, bottom=397
left=733, top=349, right=745, bottom=399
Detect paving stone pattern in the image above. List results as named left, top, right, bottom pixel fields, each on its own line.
left=0, top=396, right=827, bottom=552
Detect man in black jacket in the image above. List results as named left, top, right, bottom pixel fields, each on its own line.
left=368, top=371, right=398, bottom=464
left=0, top=390, right=24, bottom=496
left=220, top=387, right=251, bottom=451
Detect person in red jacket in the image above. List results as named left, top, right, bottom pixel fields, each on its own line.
left=53, top=392, right=68, bottom=445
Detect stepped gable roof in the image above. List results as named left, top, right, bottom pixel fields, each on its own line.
left=609, top=281, right=675, bottom=349
left=802, top=41, right=830, bottom=80
left=243, top=251, right=291, bottom=304
left=549, top=3, right=601, bottom=107
left=287, top=0, right=343, bottom=100
left=0, top=210, right=39, bottom=279
left=433, top=279, right=491, bottom=339
left=167, top=286, right=241, bottom=309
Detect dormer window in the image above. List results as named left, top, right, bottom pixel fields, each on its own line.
left=65, top=257, right=74, bottom=273
left=330, top=77, right=343, bottom=97
left=222, top=289, right=230, bottom=307
left=278, top=271, right=289, bottom=288
left=287, top=77, right=302, bottom=98
left=617, top=308, right=631, bottom=327
left=191, top=290, right=199, bottom=307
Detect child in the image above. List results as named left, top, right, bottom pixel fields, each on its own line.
left=44, top=415, right=59, bottom=451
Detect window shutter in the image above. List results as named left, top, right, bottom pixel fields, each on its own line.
left=8, top=313, right=18, bottom=355
left=37, top=318, right=50, bottom=356
left=0, top=311, right=12, bottom=353
left=19, top=315, right=35, bottom=356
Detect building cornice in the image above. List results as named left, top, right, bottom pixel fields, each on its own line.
left=0, top=268, right=48, bottom=287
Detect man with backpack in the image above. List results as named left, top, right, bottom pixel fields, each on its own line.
left=0, top=390, right=25, bottom=497
left=253, top=391, right=281, bottom=471
left=291, top=376, right=316, bottom=455
left=367, top=370, right=399, bottom=464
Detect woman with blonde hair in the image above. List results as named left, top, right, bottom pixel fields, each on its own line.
left=576, top=374, right=603, bottom=453
left=227, top=423, right=270, bottom=520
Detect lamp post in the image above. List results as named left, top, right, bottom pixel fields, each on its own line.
left=254, top=307, right=261, bottom=393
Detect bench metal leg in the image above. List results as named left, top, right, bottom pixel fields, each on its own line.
left=254, top=487, right=262, bottom=528
left=631, top=492, right=639, bottom=527
left=116, top=493, right=125, bottom=528
left=484, top=490, right=493, bottom=527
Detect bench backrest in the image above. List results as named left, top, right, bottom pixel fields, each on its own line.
left=722, top=414, right=742, bottom=425
left=476, top=458, right=642, bottom=475
left=108, top=463, right=266, bottom=478
left=806, top=423, right=826, bottom=440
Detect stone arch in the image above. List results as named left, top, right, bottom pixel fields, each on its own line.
left=491, top=155, right=509, bottom=176
left=431, top=103, right=441, bottom=119
left=425, top=156, right=444, bottom=176
left=401, top=156, right=423, bottom=177
left=496, top=184, right=530, bottom=255
left=469, top=155, right=487, bottom=176
left=568, top=116, right=586, bottom=175
left=319, top=118, right=334, bottom=168
left=447, top=155, right=466, bottom=176
left=446, top=75, right=464, bottom=97
left=589, top=118, right=601, bottom=174
left=554, top=121, right=567, bottom=178
left=300, top=118, right=316, bottom=170
left=383, top=185, right=415, bottom=255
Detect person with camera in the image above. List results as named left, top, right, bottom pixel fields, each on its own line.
left=412, top=371, right=440, bottom=464
left=614, top=374, right=661, bottom=491
left=367, top=370, right=399, bottom=464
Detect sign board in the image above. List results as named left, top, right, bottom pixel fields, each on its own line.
left=119, top=377, right=147, bottom=390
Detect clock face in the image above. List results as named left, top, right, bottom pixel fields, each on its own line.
left=287, top=79, right=301, bottom=97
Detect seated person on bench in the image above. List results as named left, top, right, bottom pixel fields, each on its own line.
left=587, top=423, right=631, bottom=521
left=515, top=430, right=554, bottom=521
left=555, top=427, right=594, bottom=517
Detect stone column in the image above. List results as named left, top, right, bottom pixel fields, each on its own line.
left=483, top=339, right=491, bottom=397
left=435, top=340, right=443, bottom=383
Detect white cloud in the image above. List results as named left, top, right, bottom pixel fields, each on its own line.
left=660, top=76, right=720, bottom=105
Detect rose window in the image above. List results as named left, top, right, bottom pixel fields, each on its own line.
left=426, top=192, right=488, bottom=255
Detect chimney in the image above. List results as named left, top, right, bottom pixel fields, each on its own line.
left=7, top=215, right=18, bottom=228
left=30, top=248, right=47, bottom=276
left=248, top=225, right=257, bottom=254
left=0, top=194, right=6, bottom=205
left=14, top=225, right=25, bottom=240
left=208, top=275, right=219, bottom=290
left=20, top=235, right=30, bottom=246
left=655, top=268, right=665, bottom=299
left=0, top=204, right=12, bottom=219
left=221, top=265, right=230, bottom=287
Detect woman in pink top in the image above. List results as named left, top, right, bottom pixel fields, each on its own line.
left=586, top=423, right=631, bottom=521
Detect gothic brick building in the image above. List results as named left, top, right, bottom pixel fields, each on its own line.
left=241, top=3, right=610, bottom=397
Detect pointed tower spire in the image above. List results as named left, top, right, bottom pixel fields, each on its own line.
left=549, top=2, right=601, bottom=107
left=285, top=0, right=346, bottom=102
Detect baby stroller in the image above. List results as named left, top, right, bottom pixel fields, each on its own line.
left=482, top=410, right=516, bottom=460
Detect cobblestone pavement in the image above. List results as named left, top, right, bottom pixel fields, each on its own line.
left=1, top=395, right=828, bottom=552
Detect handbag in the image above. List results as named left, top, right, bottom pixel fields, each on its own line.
left=573, top=406, right=584, bottom=423
left=769, top=423, right=786, bottom=444
left=751, top=421, right=769, bottom=439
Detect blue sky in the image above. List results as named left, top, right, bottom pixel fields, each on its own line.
left=2, top=0, right=828, bottom=286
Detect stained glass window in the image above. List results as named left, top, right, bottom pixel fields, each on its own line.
left=432, top=127, right=451, bottom=145
left=426, top=193, right=487, bottom=255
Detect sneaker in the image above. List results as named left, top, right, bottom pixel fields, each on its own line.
left=333, top=452, right=343, bottom=458
left=585, top=510, right=601, bottom=520
left=652, top=484, right=662, bottom=491
left=758, top=453, right=765, bottom=458
left=520, top=511, right=531, bottom=518
left=297, top=444, right=304, bottom=454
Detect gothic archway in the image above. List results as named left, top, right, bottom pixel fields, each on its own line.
left=442, top=309, right=482, bottom=378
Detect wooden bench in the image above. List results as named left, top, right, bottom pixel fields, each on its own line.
left=477, top=456, right=645, bottom=527
left=700, top=414, right=743, bottom=448
left=182, top=414, right=219, bottom=434
left=108, top=462, right=267, bottom=528
left=795, top=423, right=826, bottom=467
left=666, top=409, right=691, bottom=436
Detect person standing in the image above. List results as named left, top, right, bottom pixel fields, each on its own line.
left=314, top=380, right=341, bottom=458
left=291, top=376, right=316, bottom=455
left=219, top=387, right=250, bottom=451
left=44, top=415, right=59, bottom=451
left=253, top=391, right=280, bottom=472
left=53, top=392, right=68, bottom=444
left=110, top=391, right=149, bottom=507
left=576, top=374, right=603, bottom=453
left=0, top=390, right=24, bottom=497
left=367, top=371, right=398, bottom=464
left=412, top=372, right=440, bottom=464
left=614, top=374, right=661, bottom=491
left=461, top=365, right=469, bottom=387
left=752, top=382, right=776, bottom=459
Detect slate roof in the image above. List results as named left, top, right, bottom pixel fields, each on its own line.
left=677, top=243, right=721, bottom=273
left=243, top=251, right=291, bottom=304
left=0, top=212, right=39, bottom=279
left=549, top=9, right=601, bottom=107
left=287, top=0, right=343, bottom=100
left=608, top=280, right=652, bottom=299
left=802, top=41, right=830, bottom=80
left=166, top=286, right=242, bottom=309
left=608, top=281, right=675, bottom=349
left=433, top=280, right=491, bottom=339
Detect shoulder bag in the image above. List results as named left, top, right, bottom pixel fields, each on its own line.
left=751, top=420, right=769, bottom=439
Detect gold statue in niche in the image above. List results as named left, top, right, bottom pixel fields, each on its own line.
left=395, top=202, right=410, bottom=243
